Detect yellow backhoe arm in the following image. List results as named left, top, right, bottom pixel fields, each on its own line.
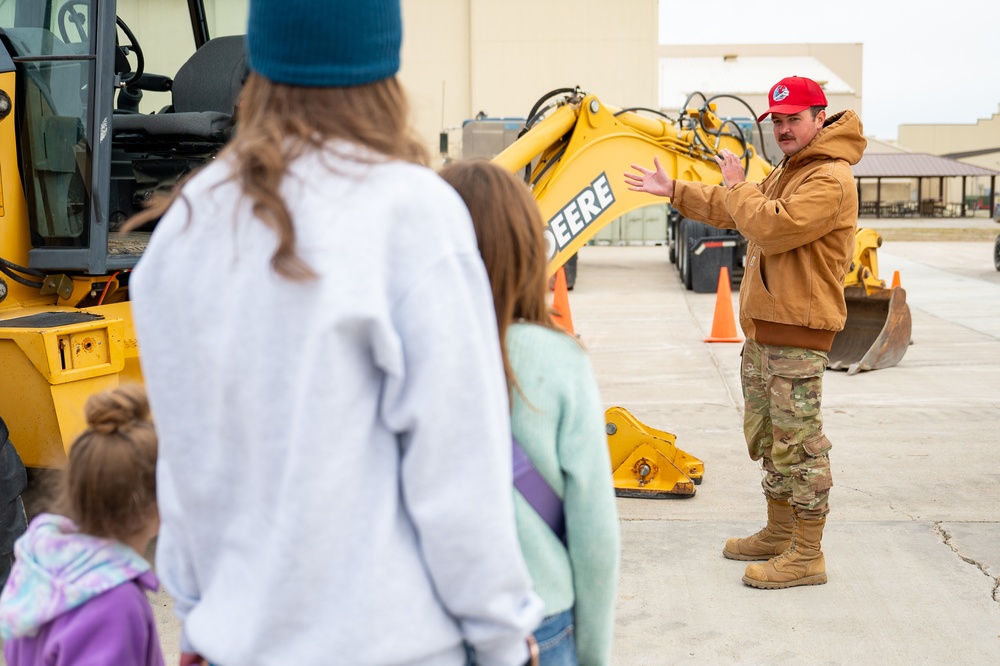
left=494, top=92, right=772, bottom=277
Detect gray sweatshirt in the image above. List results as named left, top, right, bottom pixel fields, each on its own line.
left=131, top=146, right=543, bottom=665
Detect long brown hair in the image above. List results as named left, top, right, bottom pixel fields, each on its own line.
left=438, top=159, right=562, bottom=391
left=56, top=384, right=158, bottom=541
left=126, top=72, right=428, bottom=279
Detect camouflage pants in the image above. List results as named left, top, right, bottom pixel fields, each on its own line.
left=741, top=339, right=832, bottom=519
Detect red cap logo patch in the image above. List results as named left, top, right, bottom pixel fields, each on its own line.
left=772, top=85, right=790, bottom=102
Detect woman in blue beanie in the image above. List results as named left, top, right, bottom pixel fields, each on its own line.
left=128, top=1, right=544, bottom=664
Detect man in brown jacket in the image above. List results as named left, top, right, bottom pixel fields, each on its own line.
left=624, top=76, right=867, bottom=589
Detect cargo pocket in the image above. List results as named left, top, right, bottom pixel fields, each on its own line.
left=803, top=432, right=832, bottom=458
left=768, top=354, right=826, bottom=381
left=790, top=433, right=833, bottom=507
left=766, top=354, right=826, bottom=427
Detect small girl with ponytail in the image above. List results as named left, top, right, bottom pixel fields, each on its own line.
left=0, top=384, right=165, bottom=666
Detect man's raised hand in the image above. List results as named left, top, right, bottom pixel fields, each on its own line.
left=624, top=156, right=675, bottom=198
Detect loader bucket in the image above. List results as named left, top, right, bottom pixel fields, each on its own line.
left=828, top=286, right=912, bottom=375
left=605, top=406, right=703, bottom=498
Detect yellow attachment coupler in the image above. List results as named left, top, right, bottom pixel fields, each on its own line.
left=605, top=406, right=703, bottom=498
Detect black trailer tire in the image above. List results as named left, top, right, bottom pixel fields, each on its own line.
left=676, top=219, right=685, bottom=285
left=1, top=418, right=28, bottom=590
left=678, top=218, right=693, bottom=290
left=994, top=234, right=1000, bottom=271
left=667, top=209, right=679, bottom=265
left=564, top=252, right=578, bottom=290
left=675, top=218, right=685, bottom=282
left=668, top=217, right=678, bottom=265
left=685, top=220, right=734, bottom=293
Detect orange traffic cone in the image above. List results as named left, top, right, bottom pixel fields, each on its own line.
left=551, top=267, right=575, bottom=335
left=891, top=270, right=901, bottom=289
left=705, top=266, right=743, bottom=343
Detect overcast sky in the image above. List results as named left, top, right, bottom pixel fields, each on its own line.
left=659, top=0, right=1000, bottom=141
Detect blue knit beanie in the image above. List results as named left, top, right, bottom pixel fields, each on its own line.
left=247, top=0, right=401, bottom=87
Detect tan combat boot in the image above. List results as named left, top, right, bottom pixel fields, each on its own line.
left=742, top=516, right=827, bottom=589
left=723, top=496, right=795, bottom=561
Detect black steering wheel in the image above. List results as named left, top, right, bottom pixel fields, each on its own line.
left=57, top=0, right=89, bottom=43
left=115, top=16, right=144, bottom=85
left=56, top=2, right=144, bottom=85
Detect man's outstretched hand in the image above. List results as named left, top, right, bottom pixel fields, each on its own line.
left=713, top=148, right=747, bottom=189
left=624, top=156, right=676, bottom=198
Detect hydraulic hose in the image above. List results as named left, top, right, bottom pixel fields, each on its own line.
left=523, top=87, right=580, bottom=134
left=704, top=93, right=775, bottom=164
left=0, top=257, right=45, bottom=288
left=0, top=264, right=43, bottom=289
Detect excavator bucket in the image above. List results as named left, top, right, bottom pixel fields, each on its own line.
left=828, top=228, right=912, bottom=375
left=828, top=286, right=912, bottom=375
left=605, top=406, right=703, bottom=498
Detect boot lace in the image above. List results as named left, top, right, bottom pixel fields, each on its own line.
left=771, top=537, right=800, bottom=565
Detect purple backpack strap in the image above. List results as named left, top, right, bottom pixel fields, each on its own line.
left=512, top=437, right=566, bottom=545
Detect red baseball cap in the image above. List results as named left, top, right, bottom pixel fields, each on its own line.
left=757, top=76, right=828, bottom=122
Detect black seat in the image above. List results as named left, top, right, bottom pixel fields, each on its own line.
left=108, top=36, right=248, bottom=232
left=113, top=35, right=247, bottom=141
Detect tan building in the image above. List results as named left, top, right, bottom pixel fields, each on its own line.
left=401, top=0, right=659, bottom=163
left=898, top=107, right=1000, bottom=171
left=890, top=109, right=1000, bottom=215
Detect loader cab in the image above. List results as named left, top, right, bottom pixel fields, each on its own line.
left=0, top=0, right=109, bottom=273
left=0, top=0, right=247, bottom=276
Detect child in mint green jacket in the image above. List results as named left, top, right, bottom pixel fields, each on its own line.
left=441, top=160, right=621, bottom=666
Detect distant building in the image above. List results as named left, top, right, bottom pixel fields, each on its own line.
left=657, top=47, right=861, bottom=121
left=888, top=108, right=1000, bottom=215
left=898, top=107, right=1000, bottom=171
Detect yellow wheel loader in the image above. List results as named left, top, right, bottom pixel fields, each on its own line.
left=828, top=228, right=912, bottom=374
left=490, top=88, right=913, bottom=496
left=0, top=0, right=247, bottom=585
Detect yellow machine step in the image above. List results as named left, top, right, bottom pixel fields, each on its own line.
left=605, top=406, right=703, bottom=498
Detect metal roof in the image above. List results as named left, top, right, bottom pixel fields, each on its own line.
left=851, top=153, right=1000, bottom=178
left=658, top=56, right=853, bottom=109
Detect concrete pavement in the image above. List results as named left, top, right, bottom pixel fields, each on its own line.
left=568, top=241, right=1000, bottom=664
left=4, top=237, right=997, bottom=665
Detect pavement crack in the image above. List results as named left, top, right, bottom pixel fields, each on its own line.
left=704, top=346, right=741, bottom=414
left=839, top=485, right=916, bottom=520
left=839, top=484, right=875, bottom=499
left=886, top=499, right=916, bottom=521
left=934, top=522, right=1000, bottom=603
